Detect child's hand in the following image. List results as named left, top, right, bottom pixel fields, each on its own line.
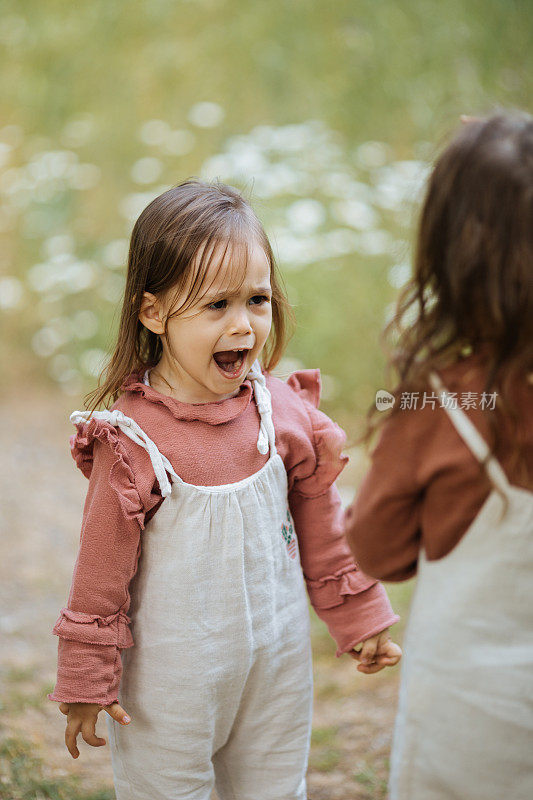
left=350, top=629, right=402, bottom=674
left=59, top=701, right=131, bottom=759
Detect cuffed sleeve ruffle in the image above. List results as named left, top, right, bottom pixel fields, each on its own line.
left=52, top=607, right=134, bottom=649
left=305, top=565, right=377, bottom=610
left=287, top=369, right=348, bottom=497
left=70, top=418, right=146, bottom=530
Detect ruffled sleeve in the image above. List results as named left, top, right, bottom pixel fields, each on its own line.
left=286, top=370, right=348, bottom=498
left=286, top=370, right=399, bottom=654
left=70, top=418, right=145, bottom=530
left=51, top=608, right=134, bottom=649
left=305, top=565, right=376, bottom=610
left=48, top=418, right=147, bottom=705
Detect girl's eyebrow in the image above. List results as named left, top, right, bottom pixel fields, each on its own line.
left=205, top=285, right=272, bottom=302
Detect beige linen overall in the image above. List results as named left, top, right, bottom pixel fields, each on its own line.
left=74, top=362, right=313, bottom=799
left=389, top=371, right=533, bottom=800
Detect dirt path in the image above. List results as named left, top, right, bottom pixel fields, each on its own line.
left=0, top=385, right=401, bottom=799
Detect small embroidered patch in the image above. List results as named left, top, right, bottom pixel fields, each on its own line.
left=281, top=510, right=297, bottom=560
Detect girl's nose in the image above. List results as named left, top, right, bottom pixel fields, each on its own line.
left=227, top=307, right=252, bottom=336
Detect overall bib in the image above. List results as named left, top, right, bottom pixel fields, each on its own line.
left=72, top=362, right=313, bottom=800
left=389, top=371, right=533, bottom=800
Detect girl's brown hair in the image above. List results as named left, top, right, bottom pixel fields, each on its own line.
left=365, top=112, right=533, bottom=480
left=84, top=180, right=295, bottom=414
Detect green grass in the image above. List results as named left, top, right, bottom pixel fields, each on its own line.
left=310, top=726, right=342, bottom=773
left=0, top=667, right=55, bottom=713
left=3, top=667, right=39, bottom=684
left=0, top=737, right=114, bottom=800
left=353, top=761, right=388, bottom=798
left=0, top=674, right=114, bottom=799
left=382, top=579, right=415, bottom=642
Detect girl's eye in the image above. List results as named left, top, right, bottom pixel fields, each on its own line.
left=208, top=295, right=270, bottom=310
left=208, top=299, right=227, bottom=310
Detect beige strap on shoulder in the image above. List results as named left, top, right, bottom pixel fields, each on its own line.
left=428, top=371, right=510, bottom=496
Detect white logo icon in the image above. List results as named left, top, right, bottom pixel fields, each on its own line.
left=375, top=389, right=395, bottom=412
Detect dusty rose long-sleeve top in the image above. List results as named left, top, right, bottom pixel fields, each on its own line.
left=345, top=352, right=533, bottom=582
left=48, top=367, right=399, bottom=706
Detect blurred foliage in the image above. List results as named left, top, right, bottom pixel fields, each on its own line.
left=0, top=0, right=531, bottom=438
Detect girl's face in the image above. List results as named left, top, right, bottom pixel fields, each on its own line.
left=140, top=241, right=273, bottom=403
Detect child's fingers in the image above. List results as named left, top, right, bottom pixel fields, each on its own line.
left=375, top=646, right=402, bottom=665
left=351, top=637, right=401, bottom=673
left=357, top=661, right=385, bottom=674
left=351, top=647, right=379, bottom=665
left=381, top=642, right=402, bottom=660
left=103, top=702, right=131, bottom=725
left=359, top=638, right=379, bottom=665
left=81, top=719, right=106, bottom=748
left=65, top=719, right=82, bottom=759
left=373, top=655, right=400, bottom=666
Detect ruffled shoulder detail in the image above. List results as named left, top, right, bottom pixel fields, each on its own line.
left=286, top=369, right=321, bottom=408
left=70, top=417, right=146, bottom=530
left=287, top=369, right=349, bottom=497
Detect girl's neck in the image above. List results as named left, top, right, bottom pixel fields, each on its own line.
left=147, top=364, right=241, bottom=403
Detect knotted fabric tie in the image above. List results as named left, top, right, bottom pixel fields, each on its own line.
left=246, top=360, right=276, bottom=455
left=69, top=409, right=176, bottom=497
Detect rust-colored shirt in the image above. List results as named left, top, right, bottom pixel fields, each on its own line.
left=49, top=367, right=399, bottom=706
left=345, top=354, right=533, bottom=582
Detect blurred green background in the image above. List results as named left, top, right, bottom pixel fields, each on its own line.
left=0, top=2, right=531, bottom=797
left=1, top=0, right=531, bottom=434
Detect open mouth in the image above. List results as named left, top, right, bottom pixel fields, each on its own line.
left=212, top=348, right=250, bottom=379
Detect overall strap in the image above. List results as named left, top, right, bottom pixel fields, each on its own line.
left=246, top=360, right=277, bottom=457
left=69, top=409, right=179, bottom=497
left=428, top=371, right=510, bottom=495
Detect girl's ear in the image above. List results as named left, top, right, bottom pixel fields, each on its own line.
left=139, top=291, right=166, bottom=334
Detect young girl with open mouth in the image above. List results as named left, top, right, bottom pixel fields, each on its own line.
left=49, top=179, right=401, bottom=800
